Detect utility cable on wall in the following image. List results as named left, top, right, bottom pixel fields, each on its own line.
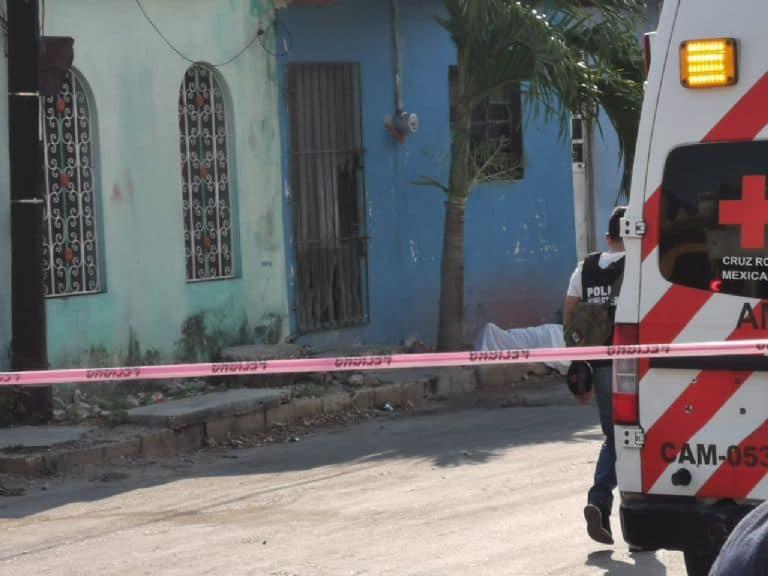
left=133, top=0, right=289, bottom=66
left=257, top=20, right=292, bottom=58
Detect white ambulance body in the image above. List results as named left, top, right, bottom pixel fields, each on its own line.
left=615, top=0, right=768, bottom=572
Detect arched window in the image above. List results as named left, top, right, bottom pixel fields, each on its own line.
left=178, top=64, right=235, bottom=281
left=41, top=69, right=101, bottom=297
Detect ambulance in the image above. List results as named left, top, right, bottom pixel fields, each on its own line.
left=614, top=0, right=768, bottom=573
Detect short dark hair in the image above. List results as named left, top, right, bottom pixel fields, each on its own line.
left=608, top=206, right=626, bottom=240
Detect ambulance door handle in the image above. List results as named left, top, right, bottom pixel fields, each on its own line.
left=620, top=217, right=646, bottom=239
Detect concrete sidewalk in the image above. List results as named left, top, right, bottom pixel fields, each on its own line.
left=125, top=388, right=284, bottom=428
left=0, top=426, right=95, bottom=451
left=0, top=367, right=572, bottom=476
left=0, top=377, right=436, bottom=475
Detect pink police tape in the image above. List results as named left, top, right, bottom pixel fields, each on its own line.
left=1, top=339, right=768, bottom=387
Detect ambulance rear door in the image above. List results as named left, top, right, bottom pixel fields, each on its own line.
left=618, top=0, right=768, bottom=500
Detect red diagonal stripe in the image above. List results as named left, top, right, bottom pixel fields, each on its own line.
left=642, top=371, right=744, bottom=492
left=640, top=285, right=711, bottom=345
left=641, top=301, right=768, bottom=493
left=641, top=72, right=768, bottom=262
left=639, top=358, right=650, bottom=382
left=642, top=187, right=661, bottom=262
left=698, top=418, right=768, bottom=499
left=704, top=72, right=768, bottom=142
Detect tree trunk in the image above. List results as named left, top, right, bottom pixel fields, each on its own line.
left=437, top=63, right=472, bottom=351
left=437, top=196, right=467, bottom=350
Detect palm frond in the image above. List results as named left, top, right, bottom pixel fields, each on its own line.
left=439, top=0, right=645, bottom=194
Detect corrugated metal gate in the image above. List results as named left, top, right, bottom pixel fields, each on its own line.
left=286, top=63, right=368, bottom=332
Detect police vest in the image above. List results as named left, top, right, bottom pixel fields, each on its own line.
left=564, top=252, right=625, bottom=353
left=581, top=252, right=625, bottom=308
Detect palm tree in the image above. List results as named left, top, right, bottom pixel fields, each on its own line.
left=435, top=0, right=645, bottom=350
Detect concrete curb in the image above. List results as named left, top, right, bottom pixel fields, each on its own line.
left=0, top=378, right=440, bottom=476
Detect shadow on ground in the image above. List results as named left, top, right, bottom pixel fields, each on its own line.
left=0, top=403, right=600, bottom=522
left=587, top=550, right=669, bottom=576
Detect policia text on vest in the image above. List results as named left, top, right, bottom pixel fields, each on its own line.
left=565, top=252, right=625, bottom=348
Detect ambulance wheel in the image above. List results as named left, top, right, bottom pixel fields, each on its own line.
left=683, top=549, right=718, bottom=576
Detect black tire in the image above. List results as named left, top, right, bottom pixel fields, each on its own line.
left=684, top=549, right=718, bottom=576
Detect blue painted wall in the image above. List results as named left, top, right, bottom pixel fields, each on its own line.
left=278, top=0, right=577, bottom=349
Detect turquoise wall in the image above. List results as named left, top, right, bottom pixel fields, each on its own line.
left=42, top=0, right=288, bottom=368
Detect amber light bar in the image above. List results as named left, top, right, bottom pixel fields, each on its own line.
left=680, top=38, right=738, bottom=88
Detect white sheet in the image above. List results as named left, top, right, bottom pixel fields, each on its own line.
left=474, top=323, right=570, bottom=375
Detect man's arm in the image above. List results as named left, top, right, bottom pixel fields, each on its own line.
left=563, top=295, right=580, bottom=328
left=564, top=294, right=591, bottom=405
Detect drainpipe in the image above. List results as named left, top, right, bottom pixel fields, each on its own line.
left=391, top=0, right=404, bottom=115
left=7, top=0, right=49, bottom=422
left=386, top=0, right=418, bottom=143
left=585, top=119, right=597, bottom=253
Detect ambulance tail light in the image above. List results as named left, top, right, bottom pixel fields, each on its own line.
left=643, top=32, right=656, bottom=79
left=613, top=323, right=639, bottom=425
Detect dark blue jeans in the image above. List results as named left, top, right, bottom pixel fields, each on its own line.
left=588, top=364, right=616, bottom=515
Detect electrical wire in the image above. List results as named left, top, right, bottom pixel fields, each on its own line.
left=134, top=0, right=272, bottom=67
left=257, top=20, right=293, bottom=58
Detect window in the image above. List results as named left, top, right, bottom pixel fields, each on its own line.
left=571, top=115, right=587, bottom=167
left=178, top=64, right=235, bottom=281
left=659, top=141, right=768, bottom=298
left=449, top=66, right=524, bottom=180
left=41, top=69, right=101, bottom=297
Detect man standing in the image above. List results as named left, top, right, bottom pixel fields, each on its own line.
left=563, top=206, right=626, bottom=545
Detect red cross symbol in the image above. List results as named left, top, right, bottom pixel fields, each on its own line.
left=719, top=175, right=768, bottom=250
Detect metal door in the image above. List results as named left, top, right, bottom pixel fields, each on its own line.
left=286, top=63, right=368, bottom=332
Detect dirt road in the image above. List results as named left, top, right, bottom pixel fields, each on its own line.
left=0, top=403, right=685, bottom=575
